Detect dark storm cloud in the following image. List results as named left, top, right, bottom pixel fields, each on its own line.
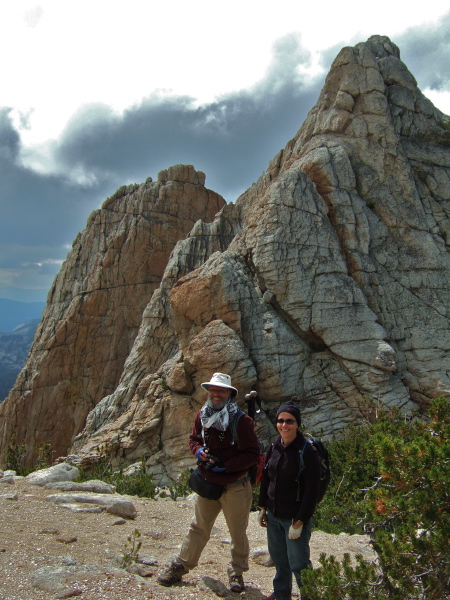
left=0, top=108, right=21, bottom=161
left=1, top=33, right=323, bottom=300
left=0, top=117, right=108, bottom=247
left=0, top=109, right=114, bottom=300
left=398, top=11, right=450, bottom=94
left=55, top=33, right=323, bottom=202
left=2, top=22, right=450, bottom=301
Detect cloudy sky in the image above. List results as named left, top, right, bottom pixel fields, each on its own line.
left=1, top=1, right=449, bottom=303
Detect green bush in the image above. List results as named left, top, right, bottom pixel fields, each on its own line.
left=313, top=422, right=380, bottom=534
left=302, top=396, right=450, bottom=600
left=120, top=528, right=142, bottom=566
left=76, top=446, right=194, bottom=500
left=5, top=433, right=28, bottom=474
left=168, top=467, right=191, bottom=500
left=77, top=449, right=157, bottom=498
left=5, top=434, right=53, bottom=476
left=112, top=467, right=157, bottom=498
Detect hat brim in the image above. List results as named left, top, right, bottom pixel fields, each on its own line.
left=201, top=382, right=238, bottom=393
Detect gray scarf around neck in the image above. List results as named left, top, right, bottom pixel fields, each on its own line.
left=200, top=395, right=239, bottom=432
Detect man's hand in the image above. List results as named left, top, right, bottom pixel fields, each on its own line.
left=210, top=465, right=226, bottom=473
left=288, top=520, right=303, bottom=539
left=257, top=508, right=268, bottom=527
left=205, top=455, right=225, bottom=471
left=196, top=448, right=208, bottom=462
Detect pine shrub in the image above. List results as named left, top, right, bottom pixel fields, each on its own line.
left=302, top=396, right=450, bottom=600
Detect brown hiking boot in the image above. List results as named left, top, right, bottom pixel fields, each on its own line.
left=229, top=574, right=245, bottom=593
left=156, top=562, right=185, bottom=586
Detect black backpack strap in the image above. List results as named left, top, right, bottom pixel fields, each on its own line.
left=230, top=409, right=245, bottom=446
left=298, top=437, right=312, bottom=471
left=261, top=440, right=275, bottom=473
left=296, top=438, right=312, bottom=501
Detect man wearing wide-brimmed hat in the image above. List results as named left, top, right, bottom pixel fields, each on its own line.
left=157, top=373, right=260, bottom=594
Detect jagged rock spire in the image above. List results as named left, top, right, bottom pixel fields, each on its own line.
left=1, top=37, right=449, bottom=482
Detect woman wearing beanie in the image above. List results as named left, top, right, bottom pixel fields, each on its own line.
left=258, top=401, right=321, bottom=600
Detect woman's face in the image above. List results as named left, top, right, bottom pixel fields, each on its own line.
left=276, top=411, right=298, bottom=444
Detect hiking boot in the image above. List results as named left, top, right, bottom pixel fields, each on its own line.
left=156, top=562, right=185, bottom=586
left=229, top=574, right=245, bottom=593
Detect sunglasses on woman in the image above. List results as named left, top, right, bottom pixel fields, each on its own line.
left=276, top=418, right=296, bottom=425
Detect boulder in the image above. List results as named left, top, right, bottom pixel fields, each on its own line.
left=46, top=492, right=137, bottom=519
left=25, top=464, right=79, bottom=486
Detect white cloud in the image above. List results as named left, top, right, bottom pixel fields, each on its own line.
left=21, top=259, right=64, bottom=268
left=2, top=1, right=449, bottom=146
left=424, top=89, right=450, bottom=115
left=0, top=258, right=64, bottom=298
left=1, top=1, right=449, bottom=302
left=23, top=4, right=44, bottom=28
left=0, top=268, right=21, bottom=285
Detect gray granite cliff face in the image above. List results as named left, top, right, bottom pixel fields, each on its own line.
left=1, top=36, right=449, bottom=481
left=0, top=166, right=225, bottom=464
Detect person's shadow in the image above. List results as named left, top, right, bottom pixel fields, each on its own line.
left=197, top=577, right=268, bottom=598
left=241, top=585, right=269, bottom=598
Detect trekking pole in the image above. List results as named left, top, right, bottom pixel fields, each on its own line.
left=245, top=390, right=261, bottom=421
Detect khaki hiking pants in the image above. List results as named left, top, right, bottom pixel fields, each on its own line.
left=178, top=477, right=253, bottom=577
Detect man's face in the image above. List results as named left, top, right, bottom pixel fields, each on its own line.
left=208, top=385, right=231, bottom=406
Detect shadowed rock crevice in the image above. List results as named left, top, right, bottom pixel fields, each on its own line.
left=262, top=290, right=328, bottom=353
left=242, top=247, right=327, bottom=353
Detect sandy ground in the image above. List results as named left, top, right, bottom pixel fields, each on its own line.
left=0, top=479, right=375, bottom=600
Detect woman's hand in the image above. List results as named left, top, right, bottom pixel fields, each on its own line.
left=257, top=508, right=268, bottom=528
left=288, top=520, right=303, bottom=539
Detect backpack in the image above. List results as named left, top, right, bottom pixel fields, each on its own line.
left=263, top=432, right=331, bottom=503
left=297, top=434, right=331, bottom=503
left=230, top=409, right=265, bottom=486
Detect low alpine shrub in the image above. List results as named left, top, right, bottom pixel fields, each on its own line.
left=302, top=396, right=450, bottom=600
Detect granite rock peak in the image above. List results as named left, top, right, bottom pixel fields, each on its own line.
left=1, top=36, right=449, bottom=483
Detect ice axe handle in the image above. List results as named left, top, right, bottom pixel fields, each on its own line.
left=244, top=391, right=261, bottom=420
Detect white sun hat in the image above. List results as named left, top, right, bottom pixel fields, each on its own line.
left=201, top=372, right=238, bottom=394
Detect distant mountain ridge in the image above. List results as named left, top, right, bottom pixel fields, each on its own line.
left=0, top=319, right=39, bottom=402
left=0, top=299, right=45, bottom=333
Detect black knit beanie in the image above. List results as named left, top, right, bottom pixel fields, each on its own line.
left=276, top=401, right=301, bottom=426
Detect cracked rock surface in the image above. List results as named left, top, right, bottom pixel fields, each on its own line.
left=0, top=36, right=449, bottom=481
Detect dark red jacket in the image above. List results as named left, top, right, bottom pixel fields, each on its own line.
left=189, top=411, right=260, bottom=485
left=258, top=431, right=321, bottom=523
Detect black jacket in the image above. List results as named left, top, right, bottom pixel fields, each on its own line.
left=258, top=431, right=321, bottom=523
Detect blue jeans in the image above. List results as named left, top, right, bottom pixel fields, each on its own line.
left=267, top=511, right=312, bottom=600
